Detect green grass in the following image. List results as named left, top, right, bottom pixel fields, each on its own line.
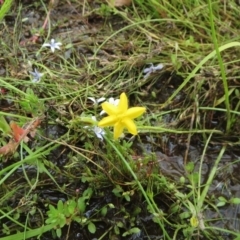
left=0, top=0, right=13, bottom=22
left=1, top=0, right=240, bottom=239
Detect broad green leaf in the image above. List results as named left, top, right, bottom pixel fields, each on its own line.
left=78, top=197, right=86, bottom=213
left=230, top=198, right=240, bottom=204
left=122, top=227, right=140, bottom=237
left=56, top=228, right=62, bottom=238
left=88, top=222, right=96, bottom=234
left=101, top=206, right=108, bottom=216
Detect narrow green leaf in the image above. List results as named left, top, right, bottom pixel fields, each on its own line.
left=0, top=116, right=11, bottom=134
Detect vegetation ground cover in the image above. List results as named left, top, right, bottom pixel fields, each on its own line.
left=1, top=0, right=240, bottom=239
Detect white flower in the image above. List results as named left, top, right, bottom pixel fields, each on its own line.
left=143, top=63, right=164, bottom=78
left=42, top=39, right=62, bottom=52
left=84, top=116, right=105, bottom=141
left=29, top=68, right=43, bottom=83
left=100, top=97, right=120, bottom=115
left=88, top=97, right=106, bottom=105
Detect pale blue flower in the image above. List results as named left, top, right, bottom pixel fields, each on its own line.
left=143, top=63, right=164, bottom=78
left=84, top=116, right=106, bottom=141
left=29, top=68, right=43, bottom=83
left=93, top=125, right=106, bottom=141
left=42, top=39, right=62, bottom=52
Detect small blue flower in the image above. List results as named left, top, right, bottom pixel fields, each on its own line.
left=29, top=68, right=43, bottom=83
left=42, top=39, right=62, bottom=52
left=143, top=63, right=164, bottom=78
left=92, top=125, right=106, bottom=141
left=84, top=116, right=106, bottom=141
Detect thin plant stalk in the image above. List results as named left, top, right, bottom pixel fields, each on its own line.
left=197, top=145, right=226, bottom=210
left=207, top=0, right=231, bottom=132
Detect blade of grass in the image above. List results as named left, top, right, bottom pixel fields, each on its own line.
left=0, top=0, right=13, bottom=22
left=207, top=0, right=230, bottom=132
left=0, top=224, right=55, bottom=240
left=0, top=209, right=31, bottom=231
left=197, top=145, right=226, bottom=211
left=104, top=135, right=171, bottom=240
left=161, top=42, right=240, bottom=109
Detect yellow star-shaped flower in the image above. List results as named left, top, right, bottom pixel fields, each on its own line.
left=98, top=92, right=146, bottom=139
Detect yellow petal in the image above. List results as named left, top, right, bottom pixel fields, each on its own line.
left=98, top=115, right=118, bottom=127
left=117, top=92, right=128, bottom=113
left=121, top=118, right=137, bottom=135
left=124, top=107, right=146, bottom=119
left=113, top=122, right=124, bottom=139
left=101, top=102, right=118, bottom=115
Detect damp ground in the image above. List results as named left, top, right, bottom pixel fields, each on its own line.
left=1, top=1, right=240, bottom=240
